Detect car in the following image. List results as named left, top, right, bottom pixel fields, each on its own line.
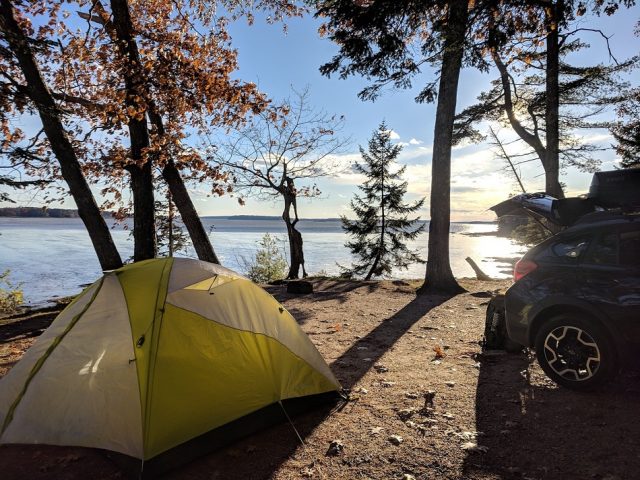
left=504, top=211, right=640, bottom=389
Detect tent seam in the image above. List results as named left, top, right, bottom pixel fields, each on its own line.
left=142, top=257, right=174, bottom=460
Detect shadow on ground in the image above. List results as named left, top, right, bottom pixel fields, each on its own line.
left=266, top=279, right=384, bottom=307
left=464, top=352, right=640, bottom=480
left=0, top=282, right=453, bottom=480
left=0, top=307, right=62, bottom=343
left=167, top=291, right=452, bottom=479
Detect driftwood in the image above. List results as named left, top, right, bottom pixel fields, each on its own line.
left=465, top=257, right=493, bottom=281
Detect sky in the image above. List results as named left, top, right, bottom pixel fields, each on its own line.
left=3, top=6, right=639, bottom=221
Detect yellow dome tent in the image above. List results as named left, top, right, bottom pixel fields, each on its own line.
left=0, top=258, right=341, bottom=474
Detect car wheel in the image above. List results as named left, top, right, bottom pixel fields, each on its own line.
left=534, top=314, right=617, bottom=390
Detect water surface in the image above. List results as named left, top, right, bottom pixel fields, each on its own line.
left=0, top=217, right=524, bottom=306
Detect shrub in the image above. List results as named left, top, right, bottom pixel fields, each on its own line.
left=245, top=234, right=288, bottom=284
left=511, top=218, right=554, bottom=246
left=0, top=270, right=23, bottom=314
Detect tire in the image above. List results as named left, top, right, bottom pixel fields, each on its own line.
left=483, top=295, right=524, bottom=353
left=534, top=314, right=617, bottom=390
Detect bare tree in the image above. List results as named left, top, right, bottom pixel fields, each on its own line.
left=211, top=89, right=347, bottom=279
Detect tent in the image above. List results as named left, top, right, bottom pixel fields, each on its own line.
left=0, top=258, right=341, bottom=474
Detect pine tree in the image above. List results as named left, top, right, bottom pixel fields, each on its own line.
left=611, top=87, right=640, bottom=168
left=341, top=123, right=425, bottom=281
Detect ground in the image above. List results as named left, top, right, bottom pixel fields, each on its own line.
left=1, top=279, right=639, bottom=480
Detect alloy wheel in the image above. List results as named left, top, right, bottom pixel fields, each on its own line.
left=543, top=326, right=601, bottom=381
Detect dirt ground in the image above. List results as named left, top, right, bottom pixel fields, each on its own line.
left=1, top=278, right=639, bottom=480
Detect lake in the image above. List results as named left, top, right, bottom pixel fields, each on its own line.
left=0, top=217, right=525, bottom=306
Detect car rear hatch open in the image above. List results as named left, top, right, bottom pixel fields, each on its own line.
left=490, top=169, right=640, bottom=227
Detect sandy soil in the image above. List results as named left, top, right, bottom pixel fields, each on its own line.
left=1, top=278, right=639, bottom=480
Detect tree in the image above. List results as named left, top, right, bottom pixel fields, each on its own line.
left=611, top=87, right=640, bottom=168
left=455, top=12, right=638, bottom=196
left=67, top=0, right=304, bottom=263
left=244, top=233, right=288, bottom=284
left=341, top=123, right=425, bottom=280
left=211, top=89, right=346, bottom=279
left=155, top=190, right=189, bottom=257
left=316, top=0, right=483, bottom=293
left=0, top=0, right=123, bottom=270
left=6, top=0, right=298, bottom=265
left=0, top=176, right=48, bottom=203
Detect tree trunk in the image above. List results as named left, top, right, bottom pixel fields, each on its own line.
left=544, top=1, right=565, bottom=199
left=167, top=190, right=174, bottom=257
left=282, top=180, right=306, bottom=279
left=154, top=120, right=220, bottom=264
left=125, top=157, right=156, bottom=261
left=0, top=0, right=123, bottom=271
left=110, top=0, right=156, bottom=261
left=161, top=162, right=220, bottom=263
left=366, top=163, right=385, bottom=281
left=419, top=0, right=468, bottom=295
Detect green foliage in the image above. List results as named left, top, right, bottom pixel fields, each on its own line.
left=455, top=40, right=638, bottom=172
left=245, top=234, right=289, bottom=284
left=511, top=218, right=554, bottom=246
left=0, top=270, right=23, bottom=314
left=611, top=87, right=640, bottom=168
left=341, top=122, right=425, bottom=280
left=155, top=193, right=189, bottom=257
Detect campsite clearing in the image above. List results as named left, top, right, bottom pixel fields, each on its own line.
left=1, top=278, right=639, bottom=480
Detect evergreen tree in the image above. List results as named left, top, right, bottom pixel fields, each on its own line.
left=611, top=87, right=640, bottom=168
left=341, top=123, right=425, bottom=280
left=155, top=190, right=189, bottom=257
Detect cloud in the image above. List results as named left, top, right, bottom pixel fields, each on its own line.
left=386, top=130, right=400, bottom=140
left=409, top=138, right=423, bottom=145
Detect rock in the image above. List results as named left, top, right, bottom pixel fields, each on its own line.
left=405, top=392, right=419, bottom=399
left=388, top=435, right=403, bottom=445
left=374, top=364, right=389, bottom=373
left=402, top=475, right=417, bottom=480
left=356, top=387, right=369, bottom=394
left=370, top=426, right=384, bottom=435
left=287, top=281, right=313, bottom=294
left=397, top=408, right=415, bottom=420
left=461, top=442, right=488, bottom=453
left=445, top=381, right=456, bottom=387
left=380, top=381, right=396, bottom=388
left=442, top=412, right=455, bottom=420
left=326, top=440, right=344, bottom=456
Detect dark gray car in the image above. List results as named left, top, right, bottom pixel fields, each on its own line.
left=504, top=212, right=640, bottom=389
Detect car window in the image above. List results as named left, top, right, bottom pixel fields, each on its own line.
left=584, top=232, right=619, bottom=265
left=620, top=229, right=640, bottom=266
left=552, top=238, right=589, bottom=258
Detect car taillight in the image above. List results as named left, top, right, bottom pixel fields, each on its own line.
left=513, top=259, right=538, bottom=282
